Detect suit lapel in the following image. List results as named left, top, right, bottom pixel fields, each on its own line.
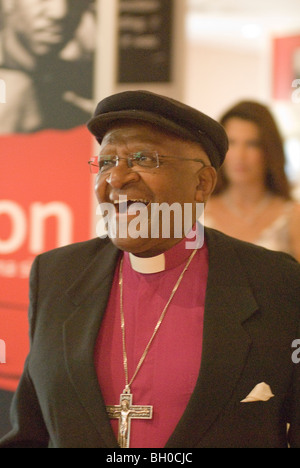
left=63, top=240, right=120, bottom=448
left=166, top=229, right=259, bottom=447
left=62, top=230, right=259, bottom=448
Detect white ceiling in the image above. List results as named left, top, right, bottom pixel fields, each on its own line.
left=188, top=0, right=300, bottom=17
left=186, top=0, right=300, bottom=50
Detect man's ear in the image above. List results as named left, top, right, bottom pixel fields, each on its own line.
left=195, top=166, right=218, bottom=203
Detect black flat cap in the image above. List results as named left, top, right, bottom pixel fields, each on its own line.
left=87, top=90, right=228, bottom=169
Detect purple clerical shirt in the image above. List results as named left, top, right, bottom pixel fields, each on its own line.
left=94, top=237, right=208, bottom=448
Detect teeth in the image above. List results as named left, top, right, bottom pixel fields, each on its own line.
left=130, top=199, right=149, bottom=204
left=113, top=199, right=149, bottom=204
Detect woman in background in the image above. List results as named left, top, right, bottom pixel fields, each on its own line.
left=205, top=100, right=300, bottom=261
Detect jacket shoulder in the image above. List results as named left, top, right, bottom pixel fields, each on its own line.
left=205, top=227, right=300, bottom=287
left=38, top=237, right=108, bottom=262
left=31, top=237, right=113, bottom=285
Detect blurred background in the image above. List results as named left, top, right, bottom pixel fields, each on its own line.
left=185, top=0, right=300, bottom=195
left=0, top=0, right=299, bottom=439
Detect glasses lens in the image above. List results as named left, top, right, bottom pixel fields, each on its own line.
left=95, top=152, right=158, bottom=173
left=132, top=151, right=158, bottom=168
left=99, top=156, right=116, bottom=173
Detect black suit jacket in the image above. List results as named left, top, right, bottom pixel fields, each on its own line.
left=1, top=228, right=300, bottom=448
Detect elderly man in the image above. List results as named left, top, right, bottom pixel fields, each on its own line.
left=0, top=91, right=299, bottom=448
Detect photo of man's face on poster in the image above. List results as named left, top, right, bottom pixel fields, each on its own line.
left=0, top=0, right=96, bottom=134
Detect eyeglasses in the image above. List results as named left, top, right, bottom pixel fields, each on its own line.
left=88, top=151, right=208, bottom=174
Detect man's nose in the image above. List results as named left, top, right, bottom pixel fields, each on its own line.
left=105, top=161, right=140, bottom=189
left=45, top=0, right=68, bottom=20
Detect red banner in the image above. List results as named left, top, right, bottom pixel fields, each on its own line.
left=0, top=127, right=93, bottom=391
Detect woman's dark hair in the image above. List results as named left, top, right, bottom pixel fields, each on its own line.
left=214, top=100, right=291, bottom=199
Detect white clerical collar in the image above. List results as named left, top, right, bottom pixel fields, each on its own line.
left=129, top=252, right=166, bottom=274
left=127, top=224, right=203, bottom=274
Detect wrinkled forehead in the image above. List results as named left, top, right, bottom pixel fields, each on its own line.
left=100, top=121, right=211, bottom=165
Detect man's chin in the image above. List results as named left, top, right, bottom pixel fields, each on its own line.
left=110, top=236, right=155, bottom=256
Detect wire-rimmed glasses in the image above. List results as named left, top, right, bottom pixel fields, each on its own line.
left=88, top=151, right=207, bottom=174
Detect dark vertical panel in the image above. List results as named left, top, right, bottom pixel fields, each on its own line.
left=118, top=0, right=174, bottom=83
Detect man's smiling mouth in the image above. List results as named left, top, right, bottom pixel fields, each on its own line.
left=112, top=198, right=151, bottom=214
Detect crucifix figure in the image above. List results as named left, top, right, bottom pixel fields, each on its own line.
left=106, top=392, right=153, bottom=448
